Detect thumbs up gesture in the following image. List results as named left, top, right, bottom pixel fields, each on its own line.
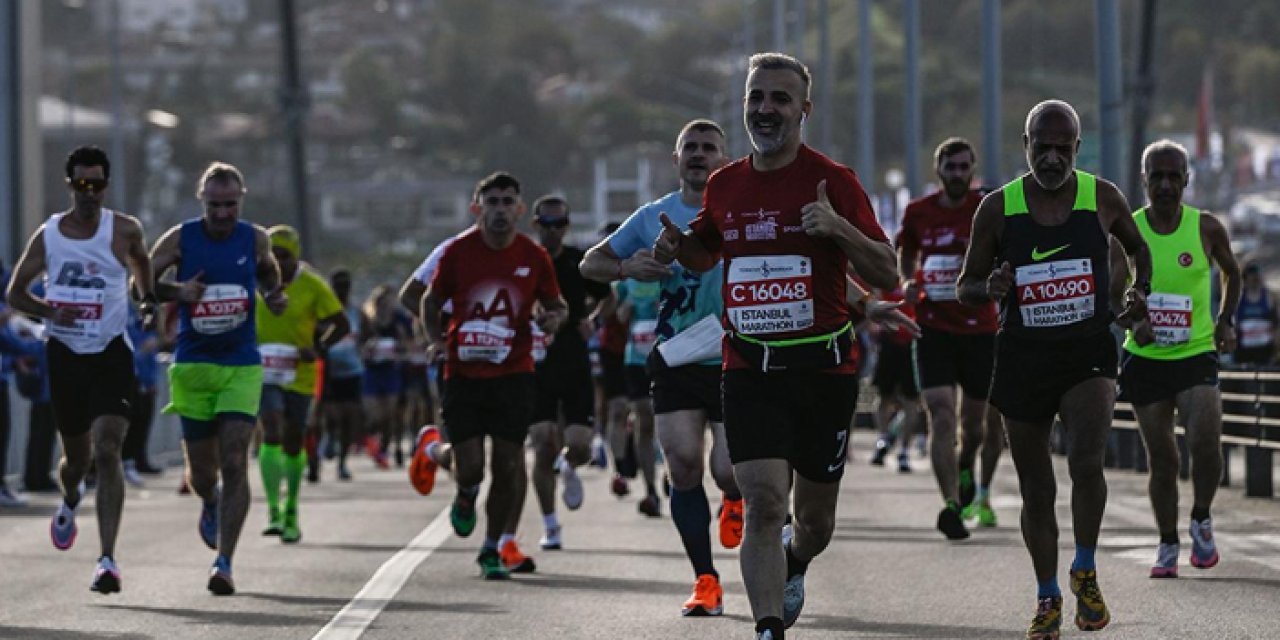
left=985, top=261, right=1015, bottom=301
left=800, top=180, right=843, bottom=238
left=653, top=212, right=685, bottom=265
left=177, top=270, right=207, bottom=304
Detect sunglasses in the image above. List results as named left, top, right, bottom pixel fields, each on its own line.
left=483, top=195, right=517, bottom=206
left=205, top=200, right=240, bottom=209
left=536, top=217, right=569, bottom=229
left=69, top=178, right=108, bottom=193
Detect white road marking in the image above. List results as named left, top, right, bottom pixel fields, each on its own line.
left=311, top=508, right=453, bottom=640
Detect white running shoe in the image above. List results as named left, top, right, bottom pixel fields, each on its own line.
left=1150, top=542, right=1179, bottom=578
left=123, top=461, right=145, bottom=488
left=0, top=486, right=28, bottom=508
left=559, top=457, right=584, bottom=510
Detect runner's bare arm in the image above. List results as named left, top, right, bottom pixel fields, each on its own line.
left=1107, top=237, right=1130, bottom=316
left=148, top=225, right=188, bottom=302
left=535, top=294, right=569, bottom=335
left=582, top=237, right=671, bottom=284
left=898, top=237, right=920, bottom=301
left=419, top=288, right=446, bottom=347
left=1203, top=212, right=1241, bottom=352
left=1099, top=181, right=1150, bottom=321
left=801, top=181, right=897, bottom=289
left=398, top=276, right=426, bottom=316
left=315, top=310, right=352, bottom=353
left=120, top=214, right=156, bottom=300
left=957, top=194, right=1007, bottom=306
left=5, top=228, right=64, bottom=323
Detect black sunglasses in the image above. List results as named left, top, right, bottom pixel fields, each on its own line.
left=205, top=200, right=240, bottom=209
left=536, top=217, right=569, bottom=229
left=483, top=195, right=517, bottom=206
left=69, top=178, right=108, bottom=193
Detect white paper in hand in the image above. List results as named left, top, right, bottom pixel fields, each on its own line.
left=656, top=314, right=724, bottom=367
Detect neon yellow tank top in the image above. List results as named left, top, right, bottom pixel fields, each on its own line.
left=1123, top=205, right=1214, bottom=359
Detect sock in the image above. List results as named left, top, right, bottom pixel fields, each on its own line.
left=216, top=553, right=231, bottom=569
left=498, top=533, right=515, bottom=548
left=1071, top=544, right=1097, bottom=572
left=283, top=452, right=307, bottom=511
left=543, top=513, right=559, bottom=531
left=976, top=485, right=990, bottom=502
left=785, top=539, right=810, bottom=578
left=723, top=489, right=743, bottom=502
left=1037, top=576, right=1061, bottom=599
left=644, top=480, right=657, bottom=498
left=258, top=444, right=285, bottom=515
left=945, top=499, right=960, bottom=512
left=425, top=440, right=441, bottom=464
left=755, top=616, right=785, bottom=639
left=458, top=484, right=480, bottom=502
left=482, top=537, right=499, bottom=552
left=1190, top=506, right=1211, bottom=523
left=670, top=486, right=716, bottom=578
left=1159, top=530, right=1179, bottom=545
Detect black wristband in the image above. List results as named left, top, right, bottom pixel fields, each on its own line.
left=1133, top=280, right=1151, bottom=296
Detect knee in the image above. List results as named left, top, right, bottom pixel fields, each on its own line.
left=189, top=465, right=219, bottom=494
left=1068, top=456, right=1104, bottom=483
left=794, top=505, right=836, bottom=542
left=743, top=493, right=788, bottom=532
left=666, top=456, right=704, bottom=490
left=93, top=445, right=122, bottom=470
left=454, top=455, right=484, bottom=487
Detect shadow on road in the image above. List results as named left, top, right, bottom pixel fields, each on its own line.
left=721, top=612, right=1009, bottom=638
left=0, top=626, right=150, bottom=640
left=509, top=572, right=689, bottom=594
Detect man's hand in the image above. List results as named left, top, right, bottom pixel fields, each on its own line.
left=902, top=279, right=921, bottom=303
left=1131, top=316, right=1156, bottom=346
left=177, top=270, right=207, bottom=304
left=866, top=299, right=922, bottom=338
left=535, top=310, right=564, bottom=335
left=49, top=306, right=78, bottom=327
left=653, top=213, right=684, bottom=265
left=298, top=346, right=318, bottom=363
left=800, top=180, right=846, bottom=238
left=986, top=262, right=1014, bottom=301
left=621, top=248, right=672, bottom=281
left=264, top=289, right=289, bottom=315
left=577, top=317, right=595, bottom=341
left=1115, top=286, right=1148, bottom=325
left=1215, top=320, right=1237, bottom=354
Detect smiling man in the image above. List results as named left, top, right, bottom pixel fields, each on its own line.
left=654, top=53, right=896, bottom=640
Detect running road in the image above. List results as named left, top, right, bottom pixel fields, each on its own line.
left=1, top=430, right=1278, bottom=639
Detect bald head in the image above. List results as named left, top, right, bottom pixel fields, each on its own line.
left=1024, top=100, right=1081, bottom=139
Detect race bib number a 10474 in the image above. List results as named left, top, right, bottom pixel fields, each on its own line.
left=726, top=255, right=814, bottom=335
left=1147, top=292, right=1192, bottom=346
left=1015, top=258, right=1096, bottom=328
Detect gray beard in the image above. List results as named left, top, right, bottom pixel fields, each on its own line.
left=749, top=131, right=785, bottom=156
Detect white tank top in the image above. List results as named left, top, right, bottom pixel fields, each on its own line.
left=42, top=209, right=132, bottom=354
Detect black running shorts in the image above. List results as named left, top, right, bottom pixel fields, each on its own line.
left=624, top=364, right=651, bottom=401
left=532, top=362, right=595, bottom=426
left=873, top=340, right=919, bottom=399
left=913, top=326, right=996, bottom=399
left=722, top=369, right=859, bottom=483
left=649, top=351, right=723, bottom=422
left=990, top=330, right=1117, bottom=423
left=48, top=335, right=136, bottom=438
left=442, top=373, right=535, bottom=445
left=599, top=350, right=627, bottom=400
left=321, top=374, right=362, bottom=404
left=1119, top=351, right=1219, bottom=406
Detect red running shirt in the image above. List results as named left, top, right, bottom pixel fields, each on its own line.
left=896, top=191, right=998, bottom=334
left=430, top=228, right=561, bottom=379
left=689, top=145, right=890, bottom=372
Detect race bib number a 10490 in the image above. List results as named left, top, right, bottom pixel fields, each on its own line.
left=1015, top=258, right=1096, bottom=328
left=726, top=255, right=814, bottom=335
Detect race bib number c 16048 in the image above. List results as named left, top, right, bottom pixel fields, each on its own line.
left=726, top=255, right=814, bottom=335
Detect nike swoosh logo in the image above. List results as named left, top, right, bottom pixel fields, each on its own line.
left=237, top=256, right=248, bottom=265
left=827, top=461, right=845, bottom=473
left=1031, top=244, right=1070, bottom=261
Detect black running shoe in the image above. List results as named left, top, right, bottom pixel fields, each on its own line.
left=936, top=504, right=970, bottom=540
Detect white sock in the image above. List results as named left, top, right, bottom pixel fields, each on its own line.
left=498, top=533, right=515, bottom=548
left=425, top=440, right=441, bottom=463
left=543, top=513, right=559, bottom=531
left=559, top=456, right=575, bottom=476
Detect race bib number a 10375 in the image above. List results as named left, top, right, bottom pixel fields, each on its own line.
left=1015, top=258, right=1096, bottom=328
left=191, top=284, right=250, bottom=335
left=726, top=255, right=814, bottom=335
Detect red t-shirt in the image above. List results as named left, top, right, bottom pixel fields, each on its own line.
left=689, top=145, right=890, bottom=372
left=430, top=228, right=561, bottom=379
left=896, top=190, right=998, bottom=334
left=877, top=287, right=917, bottom=347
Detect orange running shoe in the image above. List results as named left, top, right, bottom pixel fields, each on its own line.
left=681, top=573, right=724, bottom=616
left=719, top=496, right=745, bottom=549
left=500, top=539, right=537, bottom=573
left=408, top=426, right=441, bottom=496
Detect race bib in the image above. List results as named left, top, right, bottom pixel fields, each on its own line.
left=920, top=255, right=962, bottom=302
left=46, top=284, right=104, bottom=340
left=190, top=284, right=250, bottom=335
left=457, top=319, right=514, bottom=364
left=1147, top=292, right=1192, bottom=346
left=1015, top=258, right=1096, bottom=328
left=531, top=322, right=549, bottom=363
left=726, top=255, right=814, bottom=335
left=629, top=319, right=658, bottom=357
left=1240, top=318, right=1272, bottom=348
left=259, top=343, right=299, bottom=386
left=370, top=337, right=399, bottom=363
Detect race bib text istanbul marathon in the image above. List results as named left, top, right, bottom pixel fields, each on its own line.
left=726, top=255, right=814, bottom=335
left=1015, top=258, right=1095, bottom=327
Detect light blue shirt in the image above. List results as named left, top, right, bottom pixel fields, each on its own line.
left=609, top=191, right=722, bottom=366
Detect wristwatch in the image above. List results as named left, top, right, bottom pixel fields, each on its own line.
left=1132, top=280, right=1151, bottom=296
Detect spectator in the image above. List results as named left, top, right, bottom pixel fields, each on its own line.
left=1234, top=262, right=1278, bottom=365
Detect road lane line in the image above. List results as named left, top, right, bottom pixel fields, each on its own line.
left=312, top=508, right=453, bottom=640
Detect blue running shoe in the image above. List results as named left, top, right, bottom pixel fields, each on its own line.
left=782, top=524, right=806, bottom=628
left=90, top=556, right=121, bottom=594
left=1190, top=518, right=1220, bottom=569
left=199, top=490, right=219, bottom=550
left=50, top=502, right=78, bottom=551
left=208, top=555, right=234, bottom=596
